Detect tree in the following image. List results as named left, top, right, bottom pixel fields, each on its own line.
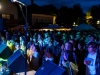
left=56, top=4, right=85, bottom=28
left=27, top=3, right=40, bottom=14
left=89, top=4, right=100, bottom=28
left=40, top=4, right=58, bottom=15
left=90, top=5, right=100, bottom=23
left=56, top=6, right=73, bottom=27
left=30, top=0, right=34, bottom=5
left=72, top=3, right=85, bottom=25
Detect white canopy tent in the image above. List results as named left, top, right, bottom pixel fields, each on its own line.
left=39, top=24, right=61, bottom=31
left=44, top=24, right=61, bottom=29
left=11, top=25, right=31, bottom=31
left=72, top=23, right=96, bottom=30
left=39, top=24, right=71, bottom=31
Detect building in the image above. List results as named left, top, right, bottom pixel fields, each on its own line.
left=0, top=0, right=18, bottom=19
left=27, top=13, right=56, bottom=26
left=0, top=0, right=18, bottom=31
left=32, top=14, right=56, bottom=25
left=0, top=0, right=57, bottom=31
left=19, top=13, right=56, bottom=29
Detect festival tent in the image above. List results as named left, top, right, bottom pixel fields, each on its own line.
left=71, top=23, right=96, bottom=30
left=39, top=24, right=71, bottom=31
left=11, top=25, right=31, bottom=30
left=44, top=24, right=61, bottom=29
left=38, top=24, right=61, bottom=31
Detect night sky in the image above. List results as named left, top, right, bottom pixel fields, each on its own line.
left=17, top=0, right=100, bottom=13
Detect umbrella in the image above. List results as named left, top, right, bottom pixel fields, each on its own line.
left=72, top=23, right=96, bottom=30
left=44, top=24, right=61, bottom=29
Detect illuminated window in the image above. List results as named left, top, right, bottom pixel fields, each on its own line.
left=2, top=14, right=6, bottom=19
left=2, top=14, right=10, bottom=19
left=6, top=15, right=10, bottom=19
left=0, top=4, right=1, bottom=9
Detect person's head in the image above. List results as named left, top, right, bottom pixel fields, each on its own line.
left=45, top=48, right=53, bottom=58
left=69, top=34, right=74, bottom=39
left=33, top=45, right=40, bottom=52
left=38, top=33, right=42, bottom=39
left=78, top=41, right=84, bottom=50
left=47, top=36, right=53, bottom=43
left=33, top=38, right=37, bottom=43
left=65, top=42, right=73, bottom=51
left=20, top=36, right=25, bottom=42
left=44, top=33, right=49, bottom=38
left=57, top=31, right=61, bottom=34
left=21, top=41, right=25, bottom=46
left=30, top=37, right=33, bottom=41
left=6, top=31, right=9, bottom=35
left=69, top=39, right=75, bottom=45
left=15, top=42, right=20, bottom=50
left=75, top=34, right=81, bottom=40
left=61, top=43, right=65, bottom=50
left=87, top=42, right=97, bottom=53
left=29, top=41, right=35, bottom=50
left=1, top=36, right=5, bottom=41
left=88, top=35, right=95, bottom=42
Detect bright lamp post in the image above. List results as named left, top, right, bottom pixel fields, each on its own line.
left=0, top=0, right=2, bottom=10
left=0, top=4, right=2, bottom=9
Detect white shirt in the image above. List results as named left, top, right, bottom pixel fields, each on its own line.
left=45, top=57, right=54, bottom=62
left=33, top=52, right=39, bottom=58
left=87, top=52, right=97, bottom=75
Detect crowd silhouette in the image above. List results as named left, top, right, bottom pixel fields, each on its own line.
left=0, top=30, right=100, bottom=75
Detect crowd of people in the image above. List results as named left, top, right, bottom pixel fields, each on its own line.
left=0, top=30, right=100, bottom=75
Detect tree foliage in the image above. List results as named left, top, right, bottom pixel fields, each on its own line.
left=16, top=3, right=85, bottom=28
left=89, top=4, right=100, bottom=28
left=90, top=5, right=100, bottom=22
left=56, top=3, right=85, bottom=27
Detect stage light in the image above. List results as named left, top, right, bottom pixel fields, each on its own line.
left=10, top=0, right=26, bottom=6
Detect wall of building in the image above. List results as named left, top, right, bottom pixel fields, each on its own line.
left=31, top=14, right=56, bottom=25
left=0, top=0, right=18, bottom=19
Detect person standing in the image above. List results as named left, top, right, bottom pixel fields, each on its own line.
left=84, top=42, right=100, bottom=75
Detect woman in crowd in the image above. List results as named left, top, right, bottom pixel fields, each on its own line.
left=20, top=41, right=26, bottom=53
left=27, top=42, right=40, bottom=71
left=42, top=48, right=54, bottom=64
left=59, top=42, right=77, bottom=75
left=76, top=41, right=86, bottom=75
left=13, top=42, right=23, bottom=53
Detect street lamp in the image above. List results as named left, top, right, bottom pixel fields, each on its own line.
left=0, top=4, right=2, bottom=9
left=73, top=22, right=75, bottom=26
left=97, top=20, right=100, bottom=24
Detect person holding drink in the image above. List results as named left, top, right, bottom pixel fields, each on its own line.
left=84, top=42, right=100, bottom=75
